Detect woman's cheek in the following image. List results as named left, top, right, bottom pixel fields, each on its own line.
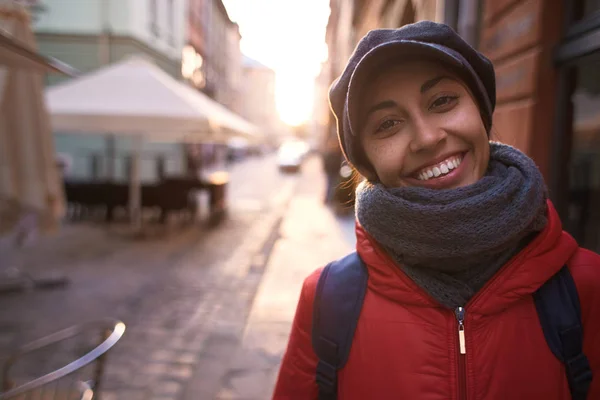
left=377, top=142, right=408, bottom=184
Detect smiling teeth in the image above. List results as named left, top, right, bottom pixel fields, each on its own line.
left=417, top=156, right=463, bottom=181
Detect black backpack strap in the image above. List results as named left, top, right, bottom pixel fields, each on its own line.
left=533, top=265, right=593, bottom=400
left=312, top=252, right=368, bottom=400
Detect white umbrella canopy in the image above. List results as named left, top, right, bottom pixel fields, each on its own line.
left=45, top=55, right=260, bottom=141
left=0, top=2, right=65, bottom=236
left=45, top=55, right=261, bottom=232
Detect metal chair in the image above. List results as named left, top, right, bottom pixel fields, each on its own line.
left=0, top=319, right=125, bottom=400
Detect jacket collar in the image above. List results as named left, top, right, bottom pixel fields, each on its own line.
left=356, top=200, right=578, bottom=314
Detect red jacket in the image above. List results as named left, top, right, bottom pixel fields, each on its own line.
left=273, top=202, right=600, bottom=399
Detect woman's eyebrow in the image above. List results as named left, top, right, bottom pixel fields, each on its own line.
left=421, top=75, right=453, bottom=93
left=364, top=100, right=397, bottom=120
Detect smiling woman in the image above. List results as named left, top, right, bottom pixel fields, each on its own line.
left=358, top=61, right=489, bottom=189
left=273, top=20, right=600, bottom=400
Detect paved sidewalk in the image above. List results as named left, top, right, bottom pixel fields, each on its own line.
left=199, top=161, right=356, bottom=400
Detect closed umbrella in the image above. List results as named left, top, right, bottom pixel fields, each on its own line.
left=0, top=1, right=73, bottom=291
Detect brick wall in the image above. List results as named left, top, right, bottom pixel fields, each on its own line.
left=479, top=0, right=563, bottom=180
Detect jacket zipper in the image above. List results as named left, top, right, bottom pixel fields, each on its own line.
left=455, top=307, right=467, bottom=400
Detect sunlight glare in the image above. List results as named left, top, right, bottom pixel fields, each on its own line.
left=222, top=0, right=331, bottom=127
left=276, top=74, right=315, bottom=126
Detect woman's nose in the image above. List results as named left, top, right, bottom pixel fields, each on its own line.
left=408, top=118, right=447, bottom=153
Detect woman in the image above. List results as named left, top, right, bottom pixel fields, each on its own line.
left=273, top=21, right=600, bottom=399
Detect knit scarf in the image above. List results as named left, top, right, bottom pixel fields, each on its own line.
left=355, top=142, right=548, bottom=309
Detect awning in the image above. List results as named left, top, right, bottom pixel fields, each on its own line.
left=44, top=54, right=262, bottom=232
left=45, top=55, right=261, bottom=142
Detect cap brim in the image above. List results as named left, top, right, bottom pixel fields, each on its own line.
left=346, top=40, right=466, bottom=136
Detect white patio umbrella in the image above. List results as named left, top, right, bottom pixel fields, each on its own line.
left=45, top=55, right=261, bottom=231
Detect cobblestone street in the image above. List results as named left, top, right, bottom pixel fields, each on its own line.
left=0, top=154, right=356, bottom=399
left=0, top=153, right=299, bottom=399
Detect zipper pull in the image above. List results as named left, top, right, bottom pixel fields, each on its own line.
left=455, top=307, right=466, bottom=354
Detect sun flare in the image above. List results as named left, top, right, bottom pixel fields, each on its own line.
left=276, top=74, right=315, bottom=126
left=222, top=0, right=331, bottom=128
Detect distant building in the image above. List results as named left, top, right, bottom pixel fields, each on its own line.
left=186, top=0, right=242, bottom=113
left=185, top=0, right=244, bottom=165
left=241, top=56, right=283, bottom=143
left=310, top=61, right=332, bottom=150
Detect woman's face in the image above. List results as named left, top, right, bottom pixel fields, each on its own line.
left=359, top=61, right=490, bottom=189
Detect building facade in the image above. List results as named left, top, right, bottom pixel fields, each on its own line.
left=310, top=61, right=332, bottom=151
left=472, top=0, right=600, bottom=253
left=34, top=0, right=187, bottom=82
left=184, top=0, right=243, bottom=166
left=33, top=0, right=189, bottom=182
left=240, top=56, right=281, bottom=142
left=185, top=0, right=241, bottom=113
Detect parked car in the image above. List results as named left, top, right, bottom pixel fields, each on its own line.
left=277, top=141, right=309, bottom=173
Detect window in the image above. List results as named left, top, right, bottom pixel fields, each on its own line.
left=553, top=0, right=600, bottom=253
left=583, top=0, right=600, bottom=18
left=564, top=52, right=600, bottom=252
left=149, top=0, right=159, bottom=37
left=168, top=0, right=175, bottom=46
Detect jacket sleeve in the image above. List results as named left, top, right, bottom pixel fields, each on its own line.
left=570, top=248, right=600, bottom=398
left=272, top=268, right=323, bottom=400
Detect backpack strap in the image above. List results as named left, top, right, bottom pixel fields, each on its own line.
left=533, top=265, right=593, bottom=400
left=312, top=252, right=368, bottom=400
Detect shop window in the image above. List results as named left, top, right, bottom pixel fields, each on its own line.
left=149, top=0, right=159, bottom=37
left=124, top=155, right=132, bottom=180
left=90, top=153, right=102, bottom=180
left=583, top=0, right=600, bottom=17
left=565, top=51, right=600, bottom=252
left=156, top=155, right=166, bottom=180
left=168, top=0, right=175, bottom=46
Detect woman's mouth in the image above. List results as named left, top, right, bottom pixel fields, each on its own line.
left=415, top=154, right=464, bottom=181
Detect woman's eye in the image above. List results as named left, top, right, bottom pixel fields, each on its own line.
left=375, top=119, right=400, bottom=133
left=430, top=95, right=458, bottom=110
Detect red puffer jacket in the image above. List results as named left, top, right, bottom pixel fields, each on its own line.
left=273, top=202, right=600, bottom=399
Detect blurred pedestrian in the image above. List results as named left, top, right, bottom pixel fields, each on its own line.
left=321, top=144, right=343, bottom=205
left=273, top=21, right=600, bottom=399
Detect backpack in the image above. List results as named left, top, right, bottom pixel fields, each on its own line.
left=312, top=252, right=593, bottom=400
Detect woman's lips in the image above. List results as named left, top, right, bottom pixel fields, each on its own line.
left=414, top=153, right=464, bottom=181
left=404, top=151, right=471, bottom=189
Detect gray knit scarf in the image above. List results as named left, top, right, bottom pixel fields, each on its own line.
left=355, top=142, right=548, bottom=309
